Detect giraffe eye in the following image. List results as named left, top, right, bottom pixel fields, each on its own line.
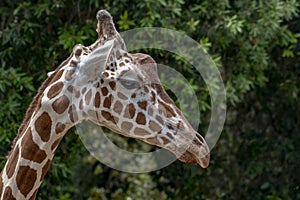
left=119, top=78, right=140, bottom=89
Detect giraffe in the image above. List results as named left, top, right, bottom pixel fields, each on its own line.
left=0, top=10, right=210, bottom=199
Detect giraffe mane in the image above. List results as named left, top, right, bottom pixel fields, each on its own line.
left=8, top=54, right=73, bottom=157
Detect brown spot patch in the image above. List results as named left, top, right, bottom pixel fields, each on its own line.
left=101, top=87, right=108, bottom=96
left=149, top=120, right=162, bottom=132
left=81, top=87, right=87, bottom=94
left=103, top=94, right=113, bottom=109
left=51, top=138, right=62, bottom=151
left=121, top=122, right=133, bottom=132
left=68, top=86, right=80, bottom=98
left=49, top=69, right=64, bottom=85
left=177, top=121, right=182, bottom=129
left=167, top=124, right=174, bottom=130
left=85, top=89, right=92, bottom=105
left=101, top=111, right=118, bottom=124
left=79, top=99, right=83, bottom=110
left=124, top=103, right=136, bottom=119
left=119, top=62, right=125, bottom=67
left=35, top=96, right=43, bottom=116
left=159, top=136, right=170, bottom=145
left=68, top=104, right=78, bottom=123
left=16, top=166, right=37, bottom=197
left=94, top=92, right=101, bottom=108
left=52, top=95, right=70, bottom=114
left=151, top=91, right=156, bottom=102
left=3, top=187, right=16, bottom=200
left=6, top=145, right=19, bottom=179
left=116, top=50, right=121, bottom=59
left=55, top=122, right=65, bottom=134
left=88, top=110, right=97, bottom=119
left=155, top=115, right=164, bottom=125
left=47, top=82, right=63, bottom=99
left=166, top=132, right=174, bottom=140
left=136, top=112, right=146, bottom=125
left=67, top=85, right=74, bottom=93
left=82, top=111, right=88, bottom=118
left=65, top=69, right=76, bottom=81
left=143, top=86, right=149, bottom=93
left=134, top=127, right=149, bottom=136
left=113, top=100, right=123, bottom=114
left=148, top=107, right=154, bottom=116
left=35, top=112, right=52, bottom=142
left=21, top=129, right=47, bottom=163
left=102, top=72, right=109, bottom=78
left=117, top=92, right=127, bottom=100
left=131, top=93, right=136, bottom=98
left=138, top=101, right=147, bottom=110
left=41, top=159, right=51, bottom=181
left=70, top=60, right=77, bottom=67
left=109, top=81, right=116, bottom=90
left=75, top=48, right=82, bottom=58
left=75, top=89, right=80, bottom=98
left=146, top=137, right=160, bottom=145
left=94, top=82, right=100, bottom=88
left=152, top=83, right=174, bottom=104
left=158, top=99, right=177, bottom=118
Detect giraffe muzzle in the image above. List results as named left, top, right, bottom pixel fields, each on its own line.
left=173, top=130, right=210, bottom=168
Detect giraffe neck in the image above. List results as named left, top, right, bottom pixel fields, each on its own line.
left=0, top=104, right=75, bottom=199
left=0, top=63, right=86, bottom=199
left=0, top=36, right=118, bottom=199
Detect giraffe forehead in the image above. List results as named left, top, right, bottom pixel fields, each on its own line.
left=104, top=51, right=149, bottom=79
left=102, top=63, right=145, bottom=87
left=62, top=43, right=159, bottom=88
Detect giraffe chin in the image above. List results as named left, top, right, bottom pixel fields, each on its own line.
left=178, top=148, right=210, bottom=168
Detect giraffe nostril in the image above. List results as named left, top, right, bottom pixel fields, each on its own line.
left=195, top=132, right=205, bottom=143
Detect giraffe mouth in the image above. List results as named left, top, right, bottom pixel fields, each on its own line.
left=177, top=132, right=210, bottom=168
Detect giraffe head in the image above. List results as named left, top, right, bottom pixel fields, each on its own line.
left=56, top=10, right=210, bottom=168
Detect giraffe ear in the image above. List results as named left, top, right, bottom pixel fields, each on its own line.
left=76, top=39, right=116, bottom=84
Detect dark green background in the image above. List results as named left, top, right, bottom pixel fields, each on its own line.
left=0, top=0, right=299, bottom=199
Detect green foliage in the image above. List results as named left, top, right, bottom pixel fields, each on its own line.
left=0, top=0, right=299, bottom=199
left=117, top=10, right=135, bottom=30
left=0, top=67, right=35, bottom=167
left=58, top=23, right=96, bottom=51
